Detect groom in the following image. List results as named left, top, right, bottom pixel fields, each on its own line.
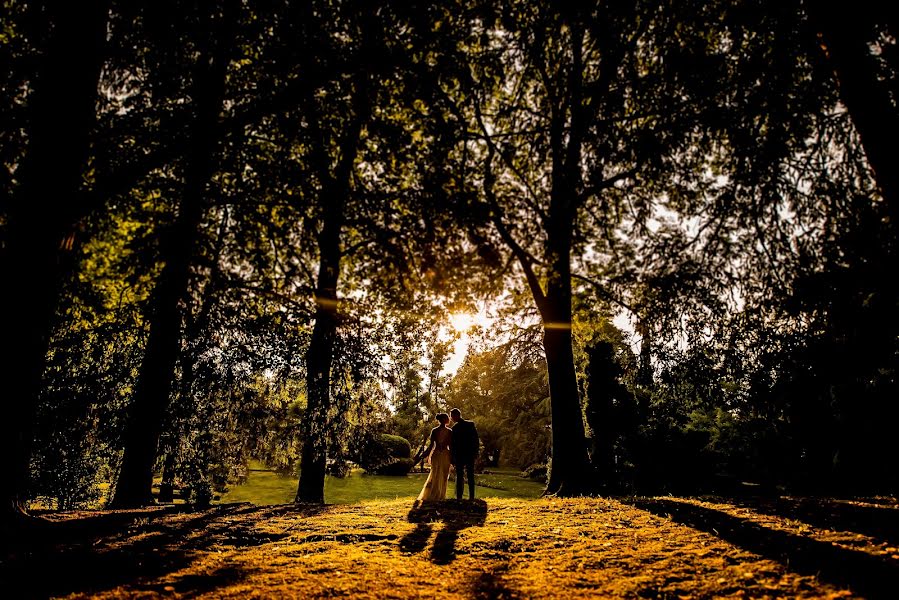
left=450, top=408, right=479, bottom=500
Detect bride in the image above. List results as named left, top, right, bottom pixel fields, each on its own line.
left=417, top=413, right=453, bottom=501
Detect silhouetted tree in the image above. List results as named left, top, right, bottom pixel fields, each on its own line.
left=111, top=0, right=239, bottom=508
left=807, top=2, right=899, bottom=217
left=0, top=0, right=109, bottom=523
left=432, top=0, right=793, bottom=495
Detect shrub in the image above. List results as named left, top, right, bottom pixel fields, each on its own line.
left=359, top=433, right=412, bottom=472
left=522, top=463, right=547, bottom=482
left=378, top=434, right=412, bottom=459
left=373, top=458, right=414, bottom=476
left=29, top=393, right=104, bottom=510
left=189, top=479, right=214, bottom=509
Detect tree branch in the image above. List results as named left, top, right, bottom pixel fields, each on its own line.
left=482, top=144, right=548, bottom=315
left=471, top=92, right=549, bottom=226
left=570, top=271, right=634, bottom=313
left=582, top=165, right=640, bottom=199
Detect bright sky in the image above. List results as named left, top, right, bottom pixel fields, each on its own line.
left=440, top=304, right=639, bottom=378
left=441, top=306, right=493, bottom=376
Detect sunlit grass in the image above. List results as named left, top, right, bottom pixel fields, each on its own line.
left=219, top=466, right=544, bottom=505
left=22, top=496, right=886, bottom=598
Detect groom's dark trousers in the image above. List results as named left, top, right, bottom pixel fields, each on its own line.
left=455, top=460, right=475, bottom=500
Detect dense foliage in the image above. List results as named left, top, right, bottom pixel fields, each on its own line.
left=1, top=0, right=896, bottom=513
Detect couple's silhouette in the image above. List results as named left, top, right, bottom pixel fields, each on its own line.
left=400, top=499, right=488, bottom=564
left=417, top=408, right=480, bottom=502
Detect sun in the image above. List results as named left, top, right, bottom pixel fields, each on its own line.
left=449, top=311, right=476, bottom=333
left=442, top=307, right=493, bottom=375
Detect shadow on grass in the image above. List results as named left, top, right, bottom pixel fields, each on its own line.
left=1, top=502, right=331, bottom=599
left=469, top=563, right=522, bottom=599
left=732, top=496, right=899, bottom=548
left=399, top=499, right=487, bottom=564
left=141, top=563, right=251, bottom=599
left=628, top=497, right=899, bottom=600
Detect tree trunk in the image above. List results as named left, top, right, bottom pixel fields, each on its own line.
left=0, top=0, right=109, bottom=524
left=157, top=448, right=178, bottom=504
left=809, top=5, right=899, bottom=219
left=294, top=64, right=372, bottom=504
left=111, top=203, right=203, bottom=507
left=110, top=4, right=234, bottom=508
left=489, top=130, right=593, bottom=495
left=294, top=204, right=343, bottom=504
left=541, top=275, right=592, bottom=496
left=541, top=18, right=592, bottom=496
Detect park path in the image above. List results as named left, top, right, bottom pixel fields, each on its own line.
left=3, top=495, right=898, bottom=598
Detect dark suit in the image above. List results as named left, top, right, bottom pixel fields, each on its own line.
left=451, top=418, right=479, bottom=499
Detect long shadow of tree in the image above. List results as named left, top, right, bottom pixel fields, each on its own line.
left=627, top=497, right=899, bottom=600
left=1, top=503, right=331, bottom=599
left=399, top=499, right=488, bottom=564
left=731, top=496, right=899, bottom=547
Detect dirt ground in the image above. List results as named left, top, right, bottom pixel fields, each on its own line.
left=3, top=495, right=898, bottom=599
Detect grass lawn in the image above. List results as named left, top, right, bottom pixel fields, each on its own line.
left=219, top=465, right=545, bottom=505
left=8, top=495, right=898, bottom=598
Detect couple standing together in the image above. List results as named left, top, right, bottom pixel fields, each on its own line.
left=417, top=408, right=479, bottom=502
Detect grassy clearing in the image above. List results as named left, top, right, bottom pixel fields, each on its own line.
left=219, top=466, right=545, bottom=505
left=5, top=495, right=898, bottom=598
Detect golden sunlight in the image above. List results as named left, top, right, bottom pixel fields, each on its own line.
left=449, top=311, right=476, bottom=333
left=442, top=307, right=494, bottom=375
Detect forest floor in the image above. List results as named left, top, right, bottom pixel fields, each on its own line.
left=3, top=495, right=899, bottom=599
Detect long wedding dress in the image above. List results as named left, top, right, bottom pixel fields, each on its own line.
left=417, top=425, right=452, bottom=501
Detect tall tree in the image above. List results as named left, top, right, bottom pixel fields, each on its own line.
left=426, top=0, right=835, bottom=494
left=292, top=0, right=377, bottom=503
left=287, top=0, right=487, bottom=503
left=0, top=0, right=109, bottom=522
left=448, top=1, right=669, bottom=494
left=111, top=0, right=238, bottom=507
left=446, top=343, right=552, bottom=470
left=806, top=2, right=899, bottom=217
